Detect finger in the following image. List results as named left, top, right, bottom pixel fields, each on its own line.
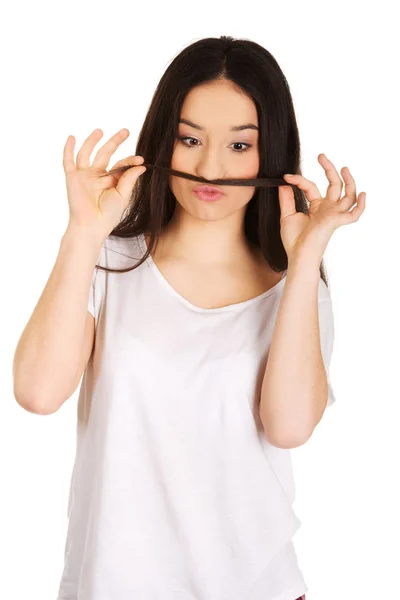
left=63, top=135, right=76, bottom=176
left=91, top=128, right=132, bottom=171
left=116, top=163, right=147, bottom=200
left=278, top=185, right=297, bottom=220
left=337, top=166, right=357, bottom=211
left=282, top=173, right=322, bottom=202
left=76, top=129, right=104, bottom=170
left=318, top=154, right=343, bottom=202
left=108, top=155, right=145, bottom=177
left=337, top=192, right=366, bottom=225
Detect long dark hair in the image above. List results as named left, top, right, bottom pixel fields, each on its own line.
left=96, top=35, right=329, bottom=287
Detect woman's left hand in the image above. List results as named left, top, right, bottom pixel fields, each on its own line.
left=278, top=154, right=366, bottom=266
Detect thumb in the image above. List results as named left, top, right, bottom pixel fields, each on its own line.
left=117, top=164, right=147, bottom=200
left=278, top=185, right=297, bottom=221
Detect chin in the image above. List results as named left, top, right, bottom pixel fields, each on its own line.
left=181, top=201, right=250, bottom=225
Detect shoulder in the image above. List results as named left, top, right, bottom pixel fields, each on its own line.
left=96, top=233, right=145, bottom=269
left=103, top=233, right=143, bottom=258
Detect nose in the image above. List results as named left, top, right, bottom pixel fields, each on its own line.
left=194, top=153, right=226, bottom=185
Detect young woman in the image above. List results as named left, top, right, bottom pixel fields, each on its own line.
left=14, top=36, right=365, bottom=600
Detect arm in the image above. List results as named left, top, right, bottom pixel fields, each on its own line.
left=260, top=152, right=365, bottom=447
left=259, top=260, right=329, bottom=449
left=12, top=226, right=104, bottom=415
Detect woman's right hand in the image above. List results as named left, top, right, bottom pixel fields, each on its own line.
left=63, top=128, right=147, bottom=240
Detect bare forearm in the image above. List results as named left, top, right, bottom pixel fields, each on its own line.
left=259, top=260, right=328, bottom=448
left=12, top=226, right=104, bottom=413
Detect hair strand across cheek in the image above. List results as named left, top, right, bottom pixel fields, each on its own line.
left=103, top=162, right=293, bottom=189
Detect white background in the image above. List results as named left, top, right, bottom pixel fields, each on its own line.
left=2, top=1, right=399, bottom=599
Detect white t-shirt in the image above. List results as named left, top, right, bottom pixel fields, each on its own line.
left=56, top=232, right=336, bottom=600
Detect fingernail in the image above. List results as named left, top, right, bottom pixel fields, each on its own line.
left=285, top=174, right=294, bottom=177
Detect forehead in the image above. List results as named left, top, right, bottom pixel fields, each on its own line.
left=179, top=81, right=258, bottom=132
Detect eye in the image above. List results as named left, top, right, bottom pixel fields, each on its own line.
left=178, top=136, right=252, bottom=153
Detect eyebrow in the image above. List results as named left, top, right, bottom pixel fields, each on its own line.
left=179, top=118, right=259, bottom=132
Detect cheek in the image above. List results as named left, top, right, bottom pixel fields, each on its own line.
left=170, top=142, right=188, bottom=171
left=241, top=153, right=260, bottom=178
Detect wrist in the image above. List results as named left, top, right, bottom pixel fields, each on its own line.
left=287, top=255, right=321, bottom=280
left=62, top=224, right=106, bottom=252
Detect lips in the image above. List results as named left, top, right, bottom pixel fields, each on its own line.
left=193, top=185, right=224, bottom=194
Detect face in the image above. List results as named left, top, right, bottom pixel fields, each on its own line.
left=169, top=79, right=260, bottom=223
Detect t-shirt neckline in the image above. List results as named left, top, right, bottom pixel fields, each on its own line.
left=138, top=232, right=287, bottom=314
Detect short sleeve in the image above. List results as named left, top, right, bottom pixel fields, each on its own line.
left=318, top=279, right=336, bottom=407
left=87, top=266, right=97, bottom=318
left=87, top=243, right=106, bottom=324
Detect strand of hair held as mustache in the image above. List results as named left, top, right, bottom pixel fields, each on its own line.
left=102, top=161, right=295, bottom=189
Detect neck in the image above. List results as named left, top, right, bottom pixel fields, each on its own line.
left=154, top=216, right=259, bottom=267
